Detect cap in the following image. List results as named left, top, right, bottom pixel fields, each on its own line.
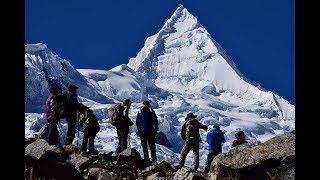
left=187, top=112, right=197, bottom=118
left=123, top=99, right=132, bottom=105
left=235, top=131, right=245, bottom=139
left=68, top=84, right=78, bottom=91
left=143, top=100, right=150, bottom=106
left=212, top=125, right=220, bottom=129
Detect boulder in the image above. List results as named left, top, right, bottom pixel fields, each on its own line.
left=173, top=167, right=204, bottom=180
left=208, top=133, right=295, bottom=180
left=155, top=131, right=171, bottom=147
left=63, top=144, right=80, bottom=154
left=25, top=139, right=81, bottom=180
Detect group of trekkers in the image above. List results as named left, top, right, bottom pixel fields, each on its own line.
left=44, top=84, right=248, bottom=172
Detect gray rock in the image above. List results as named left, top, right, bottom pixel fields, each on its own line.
left=88, top=168, right=106, bottom=180
left=25, top=139, right=66, bottom=159
left=173, top=167, right=195, bottom=180
left=97, top=171, right=120, bottom=180
left=209, top=133, right=295, bottom=180
left=63, top=144, right=80, bottom=154
left=155, top=132, right=171, bottom=147
left=146, top=172, right=168, bottom=180
left=25, top=139, right=81, bottom=180
left=68, top=154, right=93, bottom=170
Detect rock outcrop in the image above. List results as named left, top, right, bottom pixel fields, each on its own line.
left=25, top=132, right=295, bottom=180
left=155, top=132, right=171, bottom=148
left=207, top=131, right=295, bottom=180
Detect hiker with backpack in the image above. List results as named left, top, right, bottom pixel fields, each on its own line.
left=136, top=100, right=159, bottom=163
left=178, top=112, right=208, bottom=171
left=77, top=103, right=100, bottom=155
left=45, top=86, right=62, bottom=145
left=65, top=84, right=79, bottom=145
left=109, top=99, right=133, bottom=154
left=203, top=125, right=226, bottom=174
left=231, top=130, right=247, bottom=148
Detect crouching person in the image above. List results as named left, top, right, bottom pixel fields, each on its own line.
left=77, top=103, right=100, bottom=155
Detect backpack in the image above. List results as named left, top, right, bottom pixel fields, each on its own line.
left=108, top=103, right=124, bottom=126
left=52, top=93, right=67, bottom=119
left=185, top=119, right=198, bottom=140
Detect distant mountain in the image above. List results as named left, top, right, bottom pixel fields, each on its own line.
left=25, top=5, right=295, bottom=168
left=128, top=5, right=294, bottom=120
left=25, top=43, right=112, bottom=113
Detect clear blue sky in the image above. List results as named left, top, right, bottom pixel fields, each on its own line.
left=25, top=0, right=295, bottom=105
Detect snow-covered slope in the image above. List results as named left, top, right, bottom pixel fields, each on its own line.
left=25, top=43, right=112, bottom=113
left=25, top=6, right=294, bottom=170
left=77, top=64, right=144, bottom=102
left=127, top=5, right=294, bottom=120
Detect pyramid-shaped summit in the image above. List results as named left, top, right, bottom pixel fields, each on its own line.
left=127, top=5, right=250, bottom=95
left=128, top=5, right=294, bottom=120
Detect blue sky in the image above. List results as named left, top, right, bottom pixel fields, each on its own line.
left=25, top=0, right=295, bottom=105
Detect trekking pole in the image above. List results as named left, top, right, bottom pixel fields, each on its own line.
left=77, top=112, right=80, bottom=147
left=128, top=133, right=131, bottom=150
left=57, top=122, right=65, bottom=145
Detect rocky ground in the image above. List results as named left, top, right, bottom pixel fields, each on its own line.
left=25, top=131, right=295, bottom=180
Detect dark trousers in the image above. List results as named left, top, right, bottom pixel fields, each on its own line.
left=116, top=128, right=129, bottom=153
left=179, top=139, right=199, bottom=170
left=48, top=121, right=59, bottom=145
left=65, top=116, right=76, bottom=145
left=140, top=132, right=157, bottom=162
left=204, top=151, right=221, bottom=173
left=81, top=126, right=99, bottom=152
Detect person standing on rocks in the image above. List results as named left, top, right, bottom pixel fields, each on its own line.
left=65, top=84, right=79, bottom=145
left=178, top=112, right=208, bottom=171
left=114, top=99, right=133, bottom=154
left=203, top=125, right=226, bottom=174
left=136, top=100, right=159, bottom=163
left=77, top=103, right=100, bottom=155
left=45, top=86, right=61, bottom=145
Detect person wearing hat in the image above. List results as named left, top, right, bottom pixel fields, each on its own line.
left=136, top=100, right=159, bottom=163
left=178, top=112, right=208, bottom=171
left=115, top=99, right=133, bottom=154
left=65, top=84, right=80, bottom=145
left=231, top=130, right=247, bottom=148
left=203, top=124, right=226, bottom=174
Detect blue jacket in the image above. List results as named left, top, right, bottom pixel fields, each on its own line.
left=207, top=129, right=226, bottom=152
left=136, top=104, right=158, bottom=135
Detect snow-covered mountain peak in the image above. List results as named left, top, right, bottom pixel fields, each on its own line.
left=127, top=6, right=294, bottom=120
left=25, top=43, right=112, bottom=113
left=25, top=43, right=48, bottom=53
left=165, top=5, right=201, bottom=33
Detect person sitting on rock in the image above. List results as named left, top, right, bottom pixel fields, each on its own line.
left=77, top=103, right=100, bottom=155
left=231, top=130, right=248, bottom=148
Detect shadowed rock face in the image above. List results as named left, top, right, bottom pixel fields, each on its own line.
left=207, top=131, right=295, bottom=180
left=25, top=132, right=294, bottom=180
left=155, top=131, right=171, bottom=147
